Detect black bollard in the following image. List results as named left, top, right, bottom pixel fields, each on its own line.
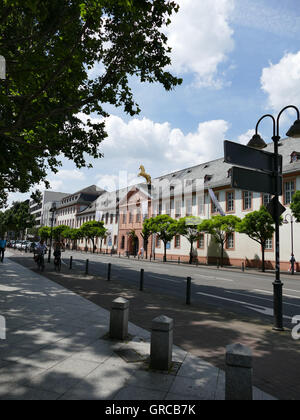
left=178, top=257, right=180, bottom=265
left=85, top=259, right=89, bottom=275
left=107, top=263, right=111, bottom=281
left=140, top=269, right=144, bottom=291
left=242, top=262, right=245, bottom=272
left=186, top=277, right=192, bottom=305
left=70, top=256, right=73, bottom=270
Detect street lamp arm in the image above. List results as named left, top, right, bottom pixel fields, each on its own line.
left=276, top=105, right=300, bottom=136
left=255, top=114, right=276, bottom=137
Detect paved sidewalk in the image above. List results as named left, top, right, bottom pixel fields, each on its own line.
left=0, top=254, right=275, bottom=400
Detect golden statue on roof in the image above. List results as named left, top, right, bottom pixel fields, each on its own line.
left=138, top=165, right=152, bottom=185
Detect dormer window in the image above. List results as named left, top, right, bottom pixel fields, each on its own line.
left=204, top=175, right=212, bottom=183
left=291, top=152, right=300, bottom=163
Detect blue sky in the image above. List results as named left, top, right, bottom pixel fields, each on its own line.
left=7, top=0, right=300, bottom=205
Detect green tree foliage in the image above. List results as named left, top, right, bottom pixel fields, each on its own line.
left=0, top=0, right=182, bottom=205
left=53, top=225, right=69, bottom=241
left=237, top=206, right=275, bottom=272
left=38, top=226, right=51, bottom=240
left=128, top=229, right=138, bottom=255
left=141, top=218, right=152, bottom=259
left=0, top=211, right=6, bottom=237
left=291, top=191, right=300, bottom=222
left=79, top=220, right=107, bottom=253
left=1, top=200, right=35, bottom=238
left=149, top=215, right=178, bottom=262
left=177, top=216, right=202, bottom=264
left=199, top=215, right=240, bottom=267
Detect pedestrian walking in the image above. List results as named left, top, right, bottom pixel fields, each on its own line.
left=0, top=237, right=6, bottom=263
left=289, top=254, right=296, bottom=275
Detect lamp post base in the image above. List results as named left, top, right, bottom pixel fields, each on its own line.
left=273, top=281, right=284, bottom=331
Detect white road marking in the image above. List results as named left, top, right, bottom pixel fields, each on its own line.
left=227, top=290, right=300, bottom=308
left=254, top=289, right=300, bottom=300
left=149, top=275, right=180, bottom=283
left=197, top=291, right=291, bottom=319
left=195, top=274, right=233, bottom=282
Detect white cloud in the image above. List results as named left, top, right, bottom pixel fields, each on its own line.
left=238, top=129, right=255, bottom=145
left=261, top=51, right=300, bottom=113
left=99, top=114, right=229, bottom=172
left=166, top=0, right=235, bottom=88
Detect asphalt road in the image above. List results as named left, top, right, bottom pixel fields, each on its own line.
left=59, top=251, right=300, bottom=329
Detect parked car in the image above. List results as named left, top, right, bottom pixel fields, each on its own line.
left=20, top=241, right=31, bottom=251
left=15, top=241, right=23, bottom=250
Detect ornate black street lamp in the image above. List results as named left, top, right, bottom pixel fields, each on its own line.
left=48, top=203, right=57, bottom=263
left=248, top=105, right=300, bottom=331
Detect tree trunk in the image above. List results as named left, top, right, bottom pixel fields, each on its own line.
left=221, top=242, right=224, bottom=267
left=262, top=244, right=265, bottom=272
left=189, top=241, right=193, bottom=264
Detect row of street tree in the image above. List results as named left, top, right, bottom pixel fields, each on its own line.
left=141, top=208, right=276, bottom=271
left=38, top=221, right=107, bottom=253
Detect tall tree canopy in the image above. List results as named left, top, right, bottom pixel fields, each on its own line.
left=0, top=0, right=182, bottom=206
left=177, top=216, right=202, bottom=264
left=291, top=191, right=300, bottom=222
left=149, top=214, right=178, bottom=262
left=237, top=206, right=276, bottom=272
left=199, top=215, right=240, bottom=267
left=0, top=200, right=35, bottom=237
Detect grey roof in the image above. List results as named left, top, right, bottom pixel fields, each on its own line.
left=58, top=185, right=106, bottom=209
left=77, top=200, right=97, bottom=216
left=95, top=137, right=300, bottom=207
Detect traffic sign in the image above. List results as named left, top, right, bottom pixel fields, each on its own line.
left=231, top=167, right=282, bottom=195
left=224, top=140, right=282, bottom=173
left=266, top=197, right=286, bottom=222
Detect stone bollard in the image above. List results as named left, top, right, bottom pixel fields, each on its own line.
left=150, top=315, right=173, bottom=371
left=225, top=343, right=253, bottom=400
left=109, top=297, right=129, bottom=340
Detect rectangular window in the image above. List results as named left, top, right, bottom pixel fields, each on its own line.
left=262, top=193, right=272, bottom=207
left=155, top=236, right=161, bottom=248
left=265, top=238, right=273, bottom=250
left=197, top=234, right=205, bottom=249
left=284, top=180, right=295, bottom=205
left=175, top=201, right=181, bottom=218
left=198, top=196, right=205, bottom=215
left=243, top=191, right=252, bottom=210
left=226, top=191, right=234, bottom=212
left=129, top=212, right=133, bottom=223
left=186, top=199, right=193, bottom=216
left=110, top=214, right=114, bottom=224
left=226, top=233, right=234, bottom=249
left=165, top=202, right=170, bottom=216
left=136, top=211, right=141, bottom=223
left=114, top=236, right=117, bottom=246
left=122, top=213, right=126, bottom=224
left=174, top=235, right=181, bottom=249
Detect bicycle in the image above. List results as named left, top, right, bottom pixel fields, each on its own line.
left=36, top=254, right=45, bottom=272
left=54, top=255, right=61, bottom=272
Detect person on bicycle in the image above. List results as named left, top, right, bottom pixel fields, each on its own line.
left=36, top=240, right=47, bottom=256
left=35, top=240, right=47, bottom=270
left=53, top=243, right=62, bottom=267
